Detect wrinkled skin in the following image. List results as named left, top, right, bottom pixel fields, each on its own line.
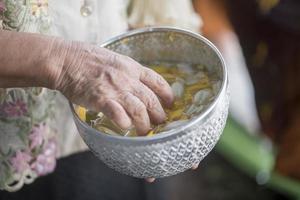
left=52, top=41, right=174, bottom=135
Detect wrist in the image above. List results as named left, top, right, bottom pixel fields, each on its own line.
left=47, top=39, right=88, bottom=92
left=42, top=38, right=69, bottom=90
left=0, top=31, right=66, bottom=88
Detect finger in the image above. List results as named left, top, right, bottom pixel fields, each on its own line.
left=140, top=67, right=174, bottom=107
left=118, top=92, right=151, bottom=135
left=145, top=178, right=155, bottom=183
left=100, top=99, right=132, bottom=130
left=102, top=53, right=140, bottom=79
left=132, top=82, right=166, bottom=124
left=191, top=163, right=199, bottom=170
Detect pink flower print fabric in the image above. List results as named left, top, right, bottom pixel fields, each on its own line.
left=3, top=100, right=28, bottom=117
left=31, top=139, right=57, bottom=176
left=10, top=151, right=32, bottom=174
left=29, top=123, right=46, bottom=149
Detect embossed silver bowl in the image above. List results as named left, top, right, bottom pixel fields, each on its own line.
left=70, top=27, right=229, bottom=178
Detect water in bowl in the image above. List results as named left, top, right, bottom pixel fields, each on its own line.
left=76, top=63, right=221, bottom=137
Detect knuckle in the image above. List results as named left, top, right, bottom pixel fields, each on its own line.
left=133, top=86, right=158, bottom=109
left=154, top=74, right=166, bottom=86
left=123, top=55, right=142, bottom=71
left=144, top=68, right=166, bottom=85
left=107, top=53, right=120, bottom=66
left=122, top=55, right=132, bottom=62
left=119, top=91, right=132, bottom=101
left=133, top=102, right=147, bottom=117
left=145, top=92, right=159, bottom=109
left=93, top=97, right=106, bottom=111
left=123, top=55, right=137, bottom=65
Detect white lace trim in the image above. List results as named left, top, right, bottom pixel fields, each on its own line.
left=4, top=168, right=37, bottom=192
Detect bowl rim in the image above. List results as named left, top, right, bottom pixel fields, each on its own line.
left=69, top=26, right=228, bottom=142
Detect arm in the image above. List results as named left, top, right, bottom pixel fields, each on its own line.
left=0, top=30, right=173, bottom=135
left=0, top=30, right=61, bottom=88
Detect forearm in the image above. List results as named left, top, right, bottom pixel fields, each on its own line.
left=0, top=30, right=66, bottom=88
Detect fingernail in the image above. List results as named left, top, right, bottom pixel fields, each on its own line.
left=155, top=108, right=167, bottom=124
left=137, top=127, right=151, bottom=136
left=146, top=178, right=155, bottom=183
left=191, top=163, right=199, bottom=170
left=165, top=98, right=174, bottom=109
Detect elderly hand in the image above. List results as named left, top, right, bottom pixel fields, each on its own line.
left=0, top=30, right=172, bottom=135
left=50, top=40, right=174, bottom=135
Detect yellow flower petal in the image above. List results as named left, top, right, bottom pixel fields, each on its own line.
left=185, top=81, right=209, bottom=94
left=167, top=108, right=185, bottom=121
left=151, top=66, right=169, bottom=74
left=147, top=130, right=154, bottom=137
left=76, top=106, right=86, bottom=122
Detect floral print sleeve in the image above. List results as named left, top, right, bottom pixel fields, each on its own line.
left=0, top=88, right=58, bottom=192
left=0, top=0, right=58, bottom=192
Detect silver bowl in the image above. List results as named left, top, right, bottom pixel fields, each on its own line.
left=70, top=27, right=229, bottom=178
